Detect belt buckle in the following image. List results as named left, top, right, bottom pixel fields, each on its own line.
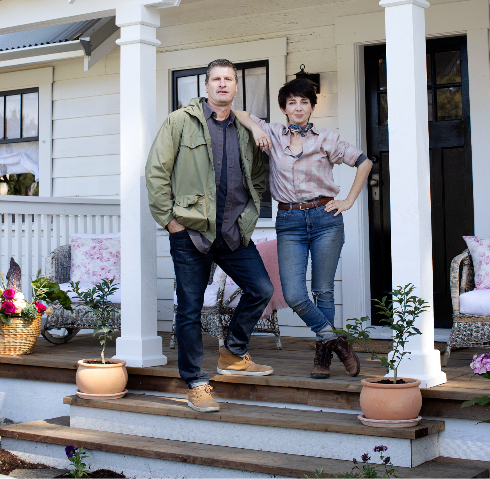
left=299, top=203, right=304, bottom=210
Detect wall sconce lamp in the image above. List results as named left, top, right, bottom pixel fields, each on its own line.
left=295, top=64, right=320, bottom=93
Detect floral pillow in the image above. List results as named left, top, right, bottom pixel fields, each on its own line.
left=463, top=236, right=490, bottom=290
left=71, top=233, right=121, bottom=283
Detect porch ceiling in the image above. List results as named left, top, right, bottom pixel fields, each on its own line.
left=0, top=0, right=180, bottom=35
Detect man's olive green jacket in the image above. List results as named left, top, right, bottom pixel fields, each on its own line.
left=145, top=97, right=266, bottom=246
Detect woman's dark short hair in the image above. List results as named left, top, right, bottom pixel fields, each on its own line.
left=278, top=79, right=317, bottom=109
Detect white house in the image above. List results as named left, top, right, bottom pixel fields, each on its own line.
left=1, top=0, right=490, bottom=385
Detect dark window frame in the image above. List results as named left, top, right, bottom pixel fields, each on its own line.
left=172, top=60, right=270, bottom=121
left=0, top=87, right=40, bottom=144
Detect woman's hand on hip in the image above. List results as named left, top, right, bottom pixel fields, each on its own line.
left=252, top=125, right=272, bottom=153
left=325, top=198, right=354, bottom=216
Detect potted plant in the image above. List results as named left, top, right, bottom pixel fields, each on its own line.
left=333, top=283, right=426, bottom=427
left=1, top=271, right=72, bottom=356
left=69, top=278, right=127, bottom=400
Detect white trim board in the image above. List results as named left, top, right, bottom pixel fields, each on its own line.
left=335, top=0, right=490, bottom=325
left=0, top=67, right=54, bottom=197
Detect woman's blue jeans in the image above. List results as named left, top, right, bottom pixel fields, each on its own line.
left=275, top=206, right=344, bottom=333
left=169, top=229, right=273, bottom=389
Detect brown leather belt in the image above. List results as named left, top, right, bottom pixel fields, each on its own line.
left=277, top=196, right=333, bottom=211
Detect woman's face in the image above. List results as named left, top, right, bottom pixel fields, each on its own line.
left=280, top=95, right=315, bottom=126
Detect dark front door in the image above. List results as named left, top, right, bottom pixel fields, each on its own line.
left=365, top=36, right=474, bottom=328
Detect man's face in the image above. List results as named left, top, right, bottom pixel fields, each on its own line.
left=205, top=66, right=238, bottom=107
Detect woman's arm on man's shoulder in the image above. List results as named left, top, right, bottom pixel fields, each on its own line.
left=234, top=110, right=272, bottom=153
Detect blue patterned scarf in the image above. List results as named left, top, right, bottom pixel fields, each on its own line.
left=288, top=123, right=313, bottom=137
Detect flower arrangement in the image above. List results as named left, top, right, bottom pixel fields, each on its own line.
left=333, top=284, right=426, bottom=383
left=0, top=274, right=72, bottom=326
left=461, top=352, right=490, bottom=409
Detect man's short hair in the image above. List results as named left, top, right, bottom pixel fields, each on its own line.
left=205, top=59, right=238, bottom=83
left=278, top=79, right=318, bottom=110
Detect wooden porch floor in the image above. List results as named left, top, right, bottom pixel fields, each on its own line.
left=1, top=332, right=489, bottom=420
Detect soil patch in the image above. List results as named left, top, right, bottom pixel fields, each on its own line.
left=56, top=469, right=126, bottom=478
left=0, top=448, right=54, bottom=476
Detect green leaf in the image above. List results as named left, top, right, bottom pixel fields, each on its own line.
left=32, top=277, right=73, bottom=311
left=461, top=396, right=490, bottom=408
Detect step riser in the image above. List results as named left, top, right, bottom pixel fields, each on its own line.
left=2, top=437, right=288, bottom=479
left=70, top=405, right=439, bottom=468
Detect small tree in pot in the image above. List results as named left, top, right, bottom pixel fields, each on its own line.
left=69, top=278, right=127, bottom=399
left=334, top=283, right=427, bottom=427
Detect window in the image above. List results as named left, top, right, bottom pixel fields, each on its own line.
left=173, top=60, right=270, bottom=121
left=0, top=88, right=39, bottom=196
left=172, top=61, right=272, bottom=218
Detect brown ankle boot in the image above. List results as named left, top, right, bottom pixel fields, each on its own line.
left=327, top=336, right=360, bottom=377
left=311, top=341, right=332, bottom=379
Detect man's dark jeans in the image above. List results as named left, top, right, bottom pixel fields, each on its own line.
left=169, top=229, right=274, bottom=389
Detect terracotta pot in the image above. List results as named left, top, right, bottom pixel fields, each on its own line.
left=76, top=359, right=128, bottom=399
left=360, top=377, right=422, bottom=421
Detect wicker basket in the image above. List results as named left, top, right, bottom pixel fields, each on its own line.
left=0, top=313, right=42, bottom=355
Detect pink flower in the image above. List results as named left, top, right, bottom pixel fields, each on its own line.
left=35, top=302, right=47, bottom=313
left=2, top=288, right=16, bottom=300
left=470, top=353, right=490, bottom=374
left=1, top=301, right=17, bottom=315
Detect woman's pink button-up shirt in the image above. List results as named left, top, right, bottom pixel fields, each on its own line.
left=251, top=115, right=364, bottom=203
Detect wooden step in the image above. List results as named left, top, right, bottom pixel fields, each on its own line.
left=64, top=394, right=444, bottom=467
left=64, top=393, right=443, bottom=439
left=1, top=418, right=490, bottom=479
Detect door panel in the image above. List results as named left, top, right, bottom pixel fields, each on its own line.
left=365, top=36, right=473, bottom=327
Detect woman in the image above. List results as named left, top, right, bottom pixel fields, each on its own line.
left=235, top=79, right=372, bottom=379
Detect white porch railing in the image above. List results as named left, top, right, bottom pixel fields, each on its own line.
left=0, top=196, right=120, bottom=301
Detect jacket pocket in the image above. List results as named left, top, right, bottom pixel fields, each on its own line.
left=181, top=134, right=207, bottom=149
left=173, top=194, right=208, bottom=232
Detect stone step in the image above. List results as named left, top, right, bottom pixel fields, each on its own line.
left=64, top=393, right=444, bottom=467
left=1, top=417, right=490, bottom=479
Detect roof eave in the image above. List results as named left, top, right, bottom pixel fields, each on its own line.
left=0, top=40, right=84, bottom=62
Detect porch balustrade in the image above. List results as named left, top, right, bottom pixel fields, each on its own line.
left=0, top=196, right=120, bottom=301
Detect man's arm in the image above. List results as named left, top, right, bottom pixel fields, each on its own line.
left=235, top=111, right=272, bottom=153
left=145, top=113, right=185, bottom=232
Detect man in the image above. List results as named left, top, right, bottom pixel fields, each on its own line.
left=145, top=59, right=274, bottom=413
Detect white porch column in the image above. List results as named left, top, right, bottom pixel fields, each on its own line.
left=114, top=4, right=167, bottom=367
left=379, top=0, right=446, bottom=388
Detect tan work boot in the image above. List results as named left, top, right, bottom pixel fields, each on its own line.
left=327, top=336, right=360, bottom=377
left=187, top=384, right=220, bottom=412
left=311, top=341, right=332, bottom=379
left=217, top=347, right=273, bottom=376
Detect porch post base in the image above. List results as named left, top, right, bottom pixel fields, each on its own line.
left=388, top=350, right=447, bottom=388
left=114, top=336, right=167, bottom=368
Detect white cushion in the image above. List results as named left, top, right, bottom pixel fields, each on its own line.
left=174, top=284, right=241, bottom=308
left=463, top=236, right=490, bottom=290
left=70, top=234, right=121, bottom=283
left=460, top=289, right=490, bottom=316
left=59, top=282, right=121, bottom=304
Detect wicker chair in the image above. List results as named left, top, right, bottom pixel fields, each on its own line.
left=170, top=264, right=282, bottom=349
left=42, top=244, right=121, bottom=344
left=442, top=249, right=490, bottom=366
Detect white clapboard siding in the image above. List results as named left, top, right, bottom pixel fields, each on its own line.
left=53, top=74, right=120, bottom=101
left=53, top=135, right=120, bottom=159
left=53, top=156, right=120, bottom=178
left=52, top=175, right=120, bottom=198
left=53, top=114, right=120, bottom=139
left=53, top=94, right=120, bottom=120
left=54, top=57, right=109, bottom=82
left=0, top=197, right=120, bottom=302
